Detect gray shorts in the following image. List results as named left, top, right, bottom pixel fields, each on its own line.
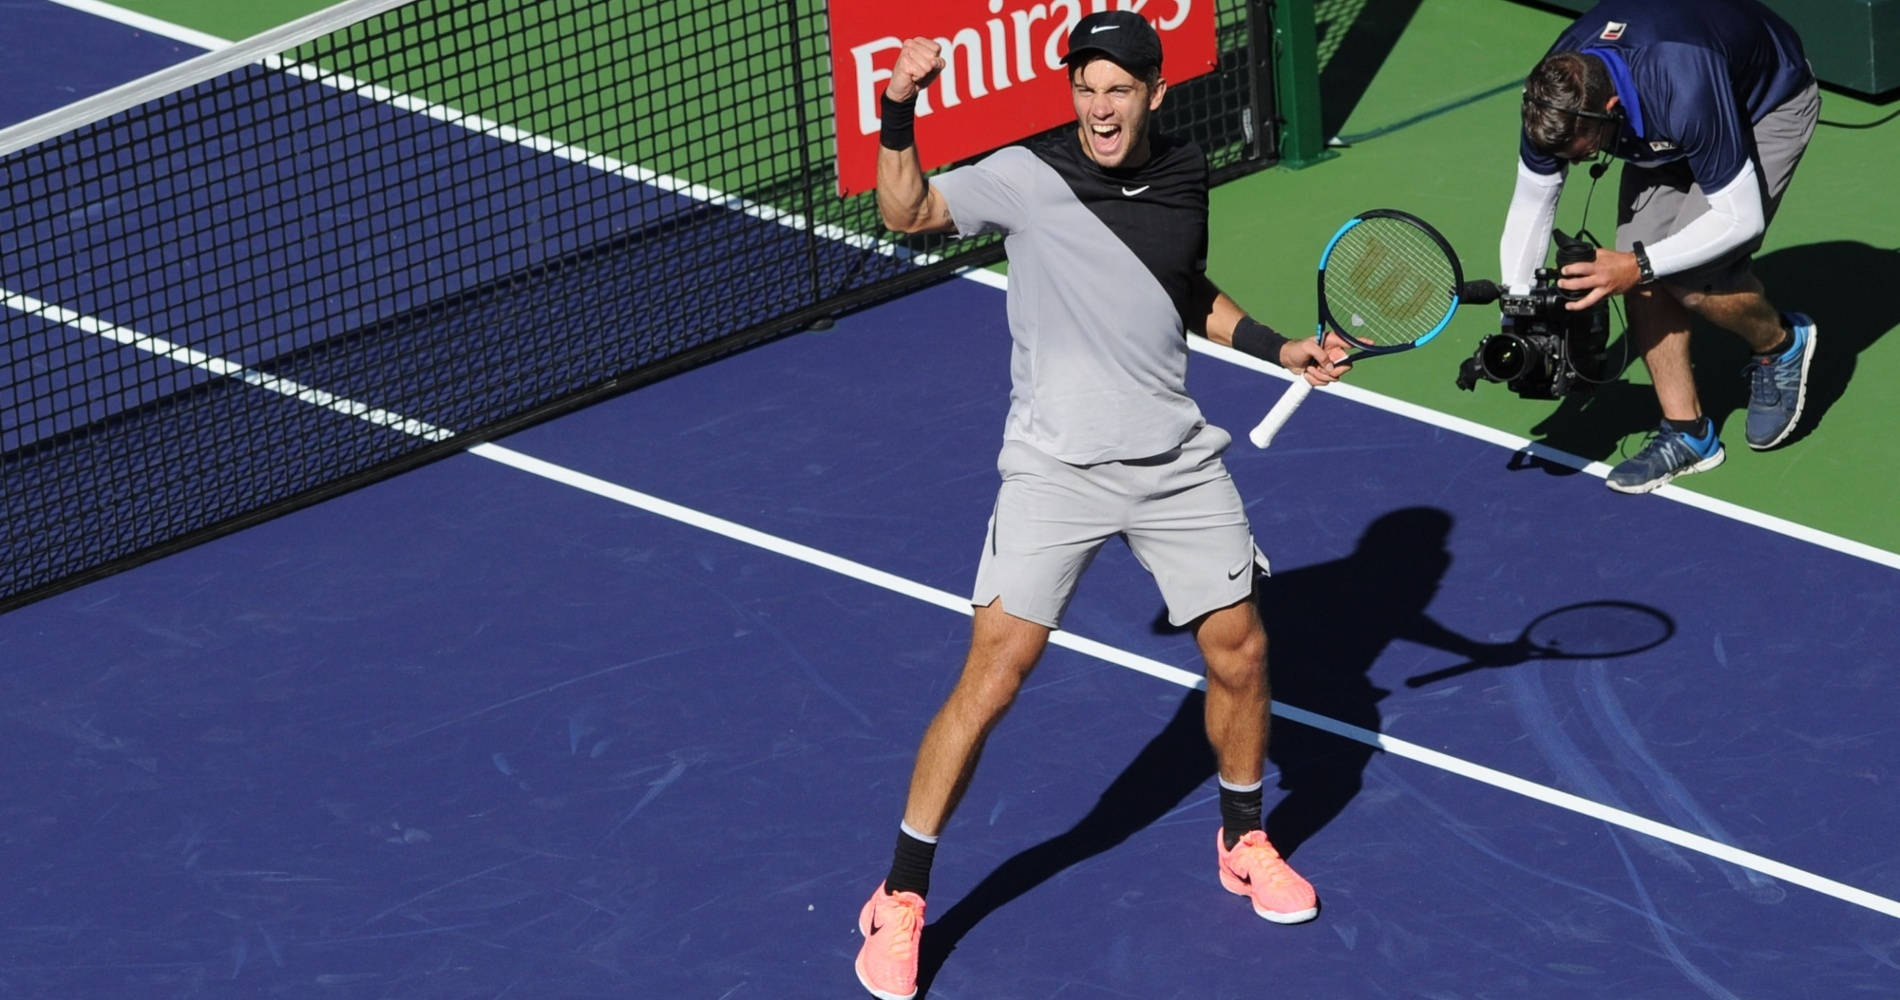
left=972, top=422, right=1256, bottom=629
left=1615, top=80, right=1819, bottom=294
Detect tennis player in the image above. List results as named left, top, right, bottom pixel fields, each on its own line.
left=1502, top=0, right=1821, bottom=493
left=854, top=12, right=1346, bottom=998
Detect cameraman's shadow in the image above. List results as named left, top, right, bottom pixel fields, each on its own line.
left=1518, top=373, right=1660, bottom=472
left=1521, top=241, right=1900, bottom=463
left=913, top=508, right=1506, bottom=995
left=1706, top=241, right=1900, bottom=447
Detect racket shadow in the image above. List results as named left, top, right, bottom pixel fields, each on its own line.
left=1402, top=599, right=1677, bottom=689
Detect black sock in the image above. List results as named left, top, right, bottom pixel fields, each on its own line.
left=1219, top=783, right=1264, bottom=850
left=1665, top=416, right=1709, bottom=438
left=885, top=829, right=937, bottom=898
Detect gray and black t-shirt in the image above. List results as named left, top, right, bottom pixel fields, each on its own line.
left=932, top=130, right=1212, bottom=464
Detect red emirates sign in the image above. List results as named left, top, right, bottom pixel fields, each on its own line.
left=827, top=1, right=1219, bottom=197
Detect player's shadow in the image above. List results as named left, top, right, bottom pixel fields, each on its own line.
left=1254, top=507, right=1518, bottom=852
left=912, top=690, right=1216, bottom=994
left=1514, top=241, right=1900, bottom=468
left=913, top=507, right=1504, bottom=995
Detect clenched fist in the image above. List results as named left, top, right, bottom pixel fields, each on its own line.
left=885, top=37, right=946, bottom=103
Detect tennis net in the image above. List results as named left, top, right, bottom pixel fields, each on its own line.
left=0, top=0, right=1285, bottom=611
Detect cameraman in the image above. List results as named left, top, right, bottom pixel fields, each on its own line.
left=1500, top=0, right=1820, bottom=493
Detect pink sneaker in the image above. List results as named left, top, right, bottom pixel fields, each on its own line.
left=855, top=882, right=926, bottom=1000
left=1216, top=828, right=1318, bottom=923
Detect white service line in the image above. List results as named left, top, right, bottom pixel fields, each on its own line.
left=471, top=439, right=1900, bottom=922
left=2, top=291, right=454, bottom=441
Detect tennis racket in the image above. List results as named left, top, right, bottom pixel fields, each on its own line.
left=1248, top=209, right=1498, bottom=448
left=1403, top=601, right=1675, bottom=689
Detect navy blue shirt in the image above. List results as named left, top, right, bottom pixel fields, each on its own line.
left=1521, top=0, right=1812, bottom=192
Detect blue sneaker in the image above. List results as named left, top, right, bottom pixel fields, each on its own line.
left=1744, top=314, right=1818, bottom=450
left=1606, top=421, right=1726, bottom=494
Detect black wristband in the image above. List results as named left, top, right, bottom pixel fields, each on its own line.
left=880, top=94, right=917, bottom=151
left=1231, top=316, right=1290, bottom=364
left=1632, top=240, right=1656, bottom=285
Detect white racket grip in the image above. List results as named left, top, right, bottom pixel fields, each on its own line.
left=1248, top=379, right=1313, bottom=448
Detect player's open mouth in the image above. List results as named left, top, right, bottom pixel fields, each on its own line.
left=1089, top=123, right=1123, bottom=156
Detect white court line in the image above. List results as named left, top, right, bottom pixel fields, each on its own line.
left=2, top=291, right=454, bottom=441
left=16, top=0, right=1900, bottom=924
left=36, top=0, right=960, bottom=272
left=471, top=441, right=1900, bottom=922
left=1188, top=336, right=1900, bottom=572
left=49, top=0, right=233, bottom=51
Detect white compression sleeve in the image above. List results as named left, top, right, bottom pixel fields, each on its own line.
left=1499, top=160, right=1565, bottom=292
left=1638, top=161, right=1765, bottom=278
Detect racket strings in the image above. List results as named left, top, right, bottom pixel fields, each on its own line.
left=1323, top=219, right=1459, bottom=349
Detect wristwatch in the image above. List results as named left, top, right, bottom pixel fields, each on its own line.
left=1631, top=241, right=1657, bottom=285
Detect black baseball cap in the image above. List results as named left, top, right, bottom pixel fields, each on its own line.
left=1061, top=10, right=1163, bottom=75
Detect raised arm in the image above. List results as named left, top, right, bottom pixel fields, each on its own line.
left=876, top=38, right=957, bottom=235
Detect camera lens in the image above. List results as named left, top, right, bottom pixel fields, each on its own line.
left=1554, top=241, right=1595, bottom=303
left=1478, top=334, right=1530, bottom=381
left=1554, top=242, right=1596, bottom=268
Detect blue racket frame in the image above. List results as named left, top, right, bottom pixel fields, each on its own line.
left=1314, top=208, right=1466, bottom=358
left=1249, top=208, right=1471, bottom=449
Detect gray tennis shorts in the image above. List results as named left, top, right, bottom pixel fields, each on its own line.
left=1615, top=80, right=1819, bottom=294
left=972, top=422, right=1256, bottom=629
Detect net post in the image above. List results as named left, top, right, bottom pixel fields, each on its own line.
left=1268, top=0, right=1336, bottom=168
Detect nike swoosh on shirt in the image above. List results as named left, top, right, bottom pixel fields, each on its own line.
left=1121, top=185, right=1150, bottom=197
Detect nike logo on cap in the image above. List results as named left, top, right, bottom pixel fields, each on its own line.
left=1091, top=24, right=1120, bottom=33
left=1121, top=185, right=1150, bottom=197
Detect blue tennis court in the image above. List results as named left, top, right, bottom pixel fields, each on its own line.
left=3, top=3, right=1898, bottom=997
